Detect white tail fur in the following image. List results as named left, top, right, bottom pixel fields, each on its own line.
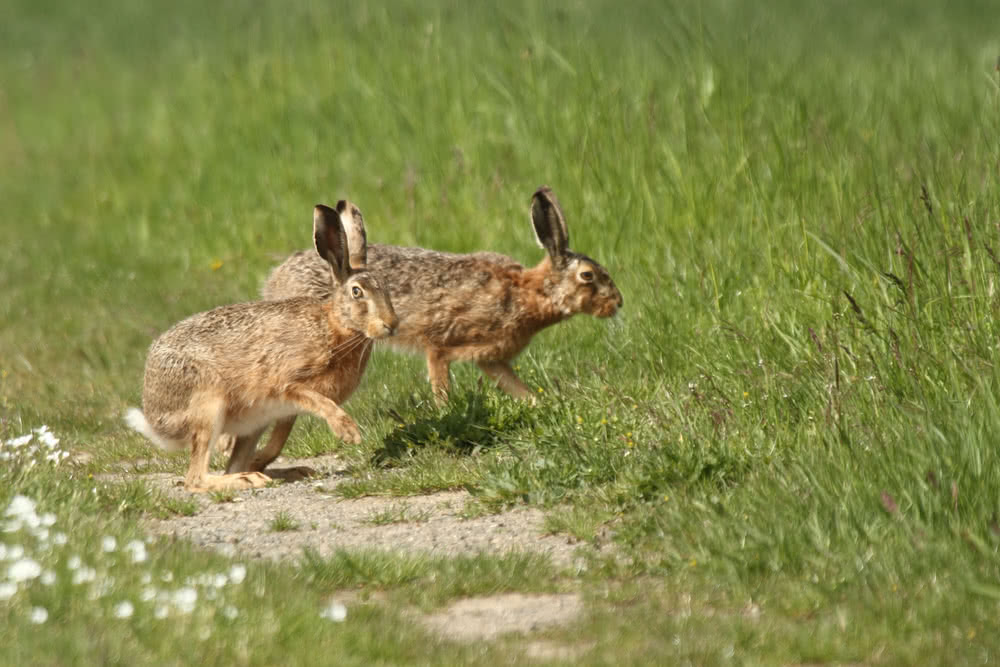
left=124, top=408, right=187, bottom=452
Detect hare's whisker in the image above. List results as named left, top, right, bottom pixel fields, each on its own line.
left=327, top=333, right=366, bottom=356
left=329, top=334, right=368, bottom=362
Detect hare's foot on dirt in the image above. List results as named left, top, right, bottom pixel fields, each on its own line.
left=185, top=471, right=271, bottom=493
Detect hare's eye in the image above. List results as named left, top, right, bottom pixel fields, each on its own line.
left=351, top=286, right=363, bottom=299
left=579, top=270, right=595, bottom=282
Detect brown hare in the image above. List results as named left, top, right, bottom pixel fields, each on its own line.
left=264, top=186, right=622, bottom=403
left=125, top=202, right=397, bottom=492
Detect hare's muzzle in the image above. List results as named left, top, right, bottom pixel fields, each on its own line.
left=371, top=314, right=399, bottom=339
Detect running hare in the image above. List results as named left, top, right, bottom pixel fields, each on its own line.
left=126, top=202, right=397, bottom=492
left=265, top=186, right=622, bottom=403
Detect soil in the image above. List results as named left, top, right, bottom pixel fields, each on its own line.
left=136, top=454, right=606, bottom=650
left=141, top=455, right=595, bottom=569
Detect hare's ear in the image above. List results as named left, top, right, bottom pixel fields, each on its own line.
left=313, top=204, right=350, bottom=283
left=336, top=200, right=367, bottom=269
left=531, top=186, right=570, bottom=266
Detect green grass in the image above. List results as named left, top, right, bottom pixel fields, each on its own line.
left=269, top=511, right=300, bottom=533
left=3, top=0, right=1000, bottom=663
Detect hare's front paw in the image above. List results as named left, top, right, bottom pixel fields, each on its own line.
left=338, top=418, right=362, bottom=445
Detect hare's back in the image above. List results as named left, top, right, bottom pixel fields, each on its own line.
left=263, top=251, right=333, bottom=301
left=147, top=300, right=330, bottom=380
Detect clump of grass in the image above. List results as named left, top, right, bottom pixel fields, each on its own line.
left=269, top=511, right=300, bottom=532
left=160, top=496, right=199, bottom=518
left=365, top=504, right=430, bottom=526
left=209, top=489, right=237, bottom=504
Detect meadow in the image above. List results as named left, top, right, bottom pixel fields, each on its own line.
left=2, top=0, right=1000, bottom=663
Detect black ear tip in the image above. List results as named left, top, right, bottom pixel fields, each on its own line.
left=335, top=200, right=348, bottom=214
left=315, top=203, right=335, bottom=216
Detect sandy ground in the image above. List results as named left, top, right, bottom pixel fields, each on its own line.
left=133, top=454, right=606, bottom=651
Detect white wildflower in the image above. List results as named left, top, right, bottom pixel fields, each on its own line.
left=0, top=544, right=6, bottom=559
left=319, top=601, right=347, bottom=622
left=124, top=540, right=147, bottom=564
left=140, top=572, right=152, bottom=585
left=6, top=434, right=32, bottom=448
left=101, top=536, right=117, bottom=553
left=29, top=607, right=48, bottom=624
left=160, top=571, right=173, bottom=583
left=213, top=573, right=228, bottom=589
left=154, top=604, right=169, bottom=620
left=9, top=558, right=42, bottom=582
left=7, top=544, right=24, bottom=560
left=113, top=601, right=135, bottom=619
left=228, top=564, right=246, bottom=585
left=52, top=532, right=68, bottom=546
left=6, top=495, right=36, bottom=518
left=67, top=555, right=82, bottom=570
left=40, top=570, right=56, bottom=586
left=173, top=587, right=198, bottom=614
left=37, top=431, right=59, bottom=448
left=140, top=586, right=157, bottom=602
left=222, top=605, right=238, bottom=620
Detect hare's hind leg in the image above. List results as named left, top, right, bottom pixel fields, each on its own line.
left=224, top=428, right=266, bottom=474
left=426, top=349, right=451, bottom=404
left=476, top=361, right=534, bottom=401
left=248, top=417, right=313, bottom=482
left=182, top=397, right=271, bottom=493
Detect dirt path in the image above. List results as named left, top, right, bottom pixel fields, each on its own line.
left=141, top=454, right=594, bottom=569
left=134, top=454, right=605, bottom=651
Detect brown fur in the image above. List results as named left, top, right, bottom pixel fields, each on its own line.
left=264, top=187, right=622, bottom=402
left=126, top=203, right=397, bottom=492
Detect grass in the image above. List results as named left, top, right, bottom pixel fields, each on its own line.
left=269, top=511, right=300, bottom=533
left=3, top=0, right=1000, bottom=663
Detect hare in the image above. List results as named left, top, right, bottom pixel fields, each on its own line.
left=125, top=202, right=398, bottom=492
left=264, top=186, right=622, bottom=404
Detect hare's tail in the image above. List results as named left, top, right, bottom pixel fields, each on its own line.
left=124, top=408, right=187, bottom=452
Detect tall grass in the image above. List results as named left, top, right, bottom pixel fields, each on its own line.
left=3, top=0, right=1000, bottom=662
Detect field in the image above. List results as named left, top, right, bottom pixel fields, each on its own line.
left=3, top=0, right=1000, bottom=663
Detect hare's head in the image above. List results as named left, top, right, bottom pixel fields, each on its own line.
left=531, top=186, right=623, bottom=319
left=314, top=202, right=399, bottom=339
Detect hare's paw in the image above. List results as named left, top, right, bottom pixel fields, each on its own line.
left=337, top=418, right=362, bottom=445
left=185, top=472, right=272, bottom=493
left=235, top=471, right=272, bottom=488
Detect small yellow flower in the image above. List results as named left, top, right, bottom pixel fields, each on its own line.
left=689, top=559, right=697, bottom=567
left=626, top=432, right=632, bottom=438
left=210, top=259, right=224, bottom=271
left=576, top=416, right=583, bottom=424
left=632, top=404, right=638, bottom=410
left=600, top=418, right=608, bottom=425
left=742, top=391, right=749, bottom=399
left=537, top=387, right=544, bottom=393
left=678, top=434, right=684, bottom=443
left=627, top=440, right=634, bottom=447
left=968, top=628, right=976, bottom=640
left=662, top=495, right=669, bottom=502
